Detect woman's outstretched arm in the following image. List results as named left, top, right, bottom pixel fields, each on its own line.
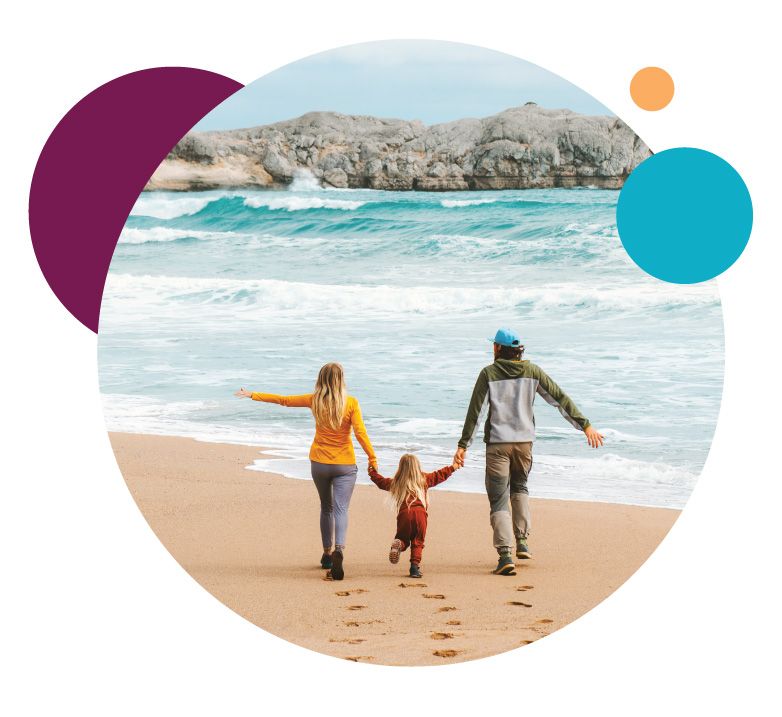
left=234, top=388, right=312, bottom=407
left=350, top=400, right=378, bottom=468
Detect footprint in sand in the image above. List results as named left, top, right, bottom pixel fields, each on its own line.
left=345, top=656, right=374, bottom=662
left=437, top=606, right=457, bottom=613
left=431, top=632, right=456, bottom=640
left=346, top=605, right=368, bottom=611
left=516, top=586, right=534, bottom=592
left=446, top=620, right=461, bottom=626
left=520, top=639, right=535, bottom=645
left=537, top=618, right=554, bottom=624
left=527, top=622, right=552, bottom=635
left=335, top=589, right=368, bottom=597
left=506, top=601, right=533, bottom=608
left=398, top=583, right=427, bottom=588
left=329, top=638, right=365, bottom=644
left=433, top=649, right=461, bottom=658
left=423, top=593, right=446, bottom=600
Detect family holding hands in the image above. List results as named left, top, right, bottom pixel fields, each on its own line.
left=235, top=328, right=603, bottom=579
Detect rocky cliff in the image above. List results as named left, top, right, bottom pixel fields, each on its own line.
left=146, top=104, right=651, bottom=191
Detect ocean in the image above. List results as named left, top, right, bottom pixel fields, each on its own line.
left=99, top=175, right=723, bottom=509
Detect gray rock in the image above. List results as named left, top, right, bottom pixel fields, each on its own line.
left=261, top=148, right=294, bottom=181
left=428, top=162, right=448, bottom=178
left=323, top=168, right=349, bottom=188
left=150, top=105, right=651, bottom=191
left=363, top=159, right=384, bottom=177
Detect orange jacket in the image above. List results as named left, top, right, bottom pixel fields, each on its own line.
left=250, top=392, right=376, bottom=465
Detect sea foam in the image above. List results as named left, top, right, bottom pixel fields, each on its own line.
left=129, top=194, right=225, bottom=219
left=441, top=198, right=499, bottom=208
left=103, top=273, right=720, bottom=320
left=119, top=227, right=242, bottom=244
left=242, top=195, right=365, bottom=211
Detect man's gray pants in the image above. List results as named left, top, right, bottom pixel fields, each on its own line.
left=485, top=442, right=533, bottom=555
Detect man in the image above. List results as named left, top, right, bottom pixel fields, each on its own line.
left=454, top=328, right=604, bottom=576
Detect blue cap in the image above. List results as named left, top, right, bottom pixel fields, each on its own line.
left=489, top=327, right=522, bottom=348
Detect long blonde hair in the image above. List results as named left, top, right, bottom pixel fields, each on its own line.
left=311, top=363, right=347, bottom=431
left=389, top=454, right=428, bottom=511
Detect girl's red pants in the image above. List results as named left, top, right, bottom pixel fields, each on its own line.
left=395, top=505, right=427, bottom=565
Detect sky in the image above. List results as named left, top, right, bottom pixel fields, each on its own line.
left=194, top=40, right=613, bottom=131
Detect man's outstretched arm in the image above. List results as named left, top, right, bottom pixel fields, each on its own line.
left=534, top=366, right=604, bottom=448
left=455, top=370, right=490, bottom=465
left=582, top=425, right=604, bottom=448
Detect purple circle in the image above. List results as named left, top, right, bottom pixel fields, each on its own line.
left=29, top=67, right=243, bottom=332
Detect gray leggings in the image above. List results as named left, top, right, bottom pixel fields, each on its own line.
left=310, top=461, right=358, bottom=550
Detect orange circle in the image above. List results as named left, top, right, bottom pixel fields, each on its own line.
left=630, top=67, right=674, bottom=111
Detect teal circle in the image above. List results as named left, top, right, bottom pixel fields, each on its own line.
left=616, top=147, right=752, bottom=284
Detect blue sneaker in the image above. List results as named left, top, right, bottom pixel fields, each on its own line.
left=409, top=563, right=422, bottom=578
left=493, top=554, right=516, bottom=575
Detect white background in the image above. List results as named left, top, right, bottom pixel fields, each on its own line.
left=2, top=2, right=779, bottom=714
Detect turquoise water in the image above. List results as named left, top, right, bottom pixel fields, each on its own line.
left=99, top=178, right=723, bottom=508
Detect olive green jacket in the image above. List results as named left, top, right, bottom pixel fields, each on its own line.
left=458, top=359, right=590, bottom=448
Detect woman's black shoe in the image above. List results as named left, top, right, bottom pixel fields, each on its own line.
left=330, top=550, right=344, bottom=580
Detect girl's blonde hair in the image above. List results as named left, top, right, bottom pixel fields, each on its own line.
left=311, top=362, right=347, bottom=431
left=389, top=454, right=428, bottom=511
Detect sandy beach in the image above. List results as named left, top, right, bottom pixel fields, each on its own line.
left=110, top=432, right=679, bottom=666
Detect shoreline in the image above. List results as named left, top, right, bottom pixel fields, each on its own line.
left=108, top=427, right=684, bottom=511
left=109, top=431, right=680, bottom=665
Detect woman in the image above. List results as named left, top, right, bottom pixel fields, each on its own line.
left=235, top=363, right=376, bottom=581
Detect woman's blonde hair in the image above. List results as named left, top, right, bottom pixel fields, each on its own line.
left=389, top=454, right=428, bottom=511
left=311, top=362, right=347, bottom=431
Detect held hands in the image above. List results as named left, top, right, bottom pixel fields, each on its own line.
left=368, top=459, right=378, bottom=474
left=452, top=447, right=466, bottom=469
left=584, top=425, right=604, bottom=448
left=234, top=388, right=253, bottom=398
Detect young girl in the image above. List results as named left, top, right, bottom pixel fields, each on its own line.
left=368, top=454, right=460, bottom=578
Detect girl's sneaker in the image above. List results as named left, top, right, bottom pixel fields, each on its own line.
left=389, top=538, right=404, bottom=564
left=409, top=563, right=422, bottom=579
left=320, top=552, right=333, bottom=569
